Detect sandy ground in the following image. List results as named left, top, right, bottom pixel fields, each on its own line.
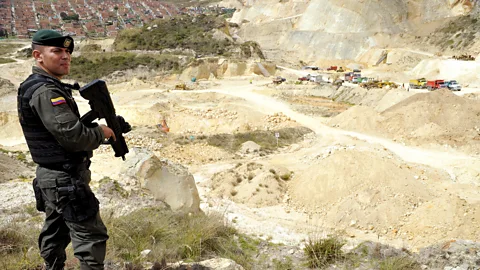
left=1, top=46, right=480, bottom=254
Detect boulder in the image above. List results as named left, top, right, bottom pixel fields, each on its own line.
left=122, top=148, right=201, bottom=213
left=239, top=141, right=261, bottom=154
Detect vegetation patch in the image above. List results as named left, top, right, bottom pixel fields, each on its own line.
left=104, top=207, right=258, bottom=269
left=0, top=43, right=24, bottom=56
left=203, top=127, right=313, bottom=152
left=304, top=236, right=347, bottom=268
left=0, top=221, right=43, bottom=269
left=432, top=14, right=480, bottom=50
left=0, top=57, right=15, bottom=64
left=67, top=53, right=181, bottom=82
left=114, top=14, right=263, bottom=59
left=114, top=15, right=231, bottom=54
left=378, top=256, right=421, bottom=270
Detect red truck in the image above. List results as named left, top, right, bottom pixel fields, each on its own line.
left=426, top=80, right=446, bottom=91
left=326, top=66, right=337, bottom=71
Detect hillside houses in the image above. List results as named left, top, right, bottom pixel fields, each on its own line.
left=0, top=0, right=182, bottom=38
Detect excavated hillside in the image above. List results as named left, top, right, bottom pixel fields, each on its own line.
left=224, top=0, right=478, bottom=66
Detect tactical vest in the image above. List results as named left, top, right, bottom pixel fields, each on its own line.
left=17, top=73, right=87, bottom=166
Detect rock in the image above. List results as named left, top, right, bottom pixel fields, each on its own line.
left=168, top=258, right=244, bottom=270
left=140, top=249, right=151, bottom=258
left=122, top=147, right=201, bottom=213
left=194, top=258, right=244, bottom=270
left=239, top=141, right=261, bottom=154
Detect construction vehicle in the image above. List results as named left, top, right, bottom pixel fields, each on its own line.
left=174, top=83, right=190, bottom=90
left=273, top=76, right=286, bottom=85
left=426, top=80, right=446, bottom=91
left=409, top=78, right=427, bottom=89
left=360, top=80, right=398, bottom=89
left=452, top=54, right=475, bottom=61
left=336, top=66, right=345, bottom=72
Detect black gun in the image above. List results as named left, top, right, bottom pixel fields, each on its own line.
left=79, top=80, right=129, bottom=160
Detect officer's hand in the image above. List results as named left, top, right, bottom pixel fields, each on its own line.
left=116, top=115, right=132, bottom=134
left=100, top=125, right=116, bottom=141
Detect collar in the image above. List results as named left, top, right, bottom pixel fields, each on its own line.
left=32, top=66, right=63, bottom=84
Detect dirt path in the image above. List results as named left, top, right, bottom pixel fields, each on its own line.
left=189, top=80, right=479, bottom=180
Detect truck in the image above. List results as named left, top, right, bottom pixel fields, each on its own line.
left=326, top=66, right=337, bottom=71
left=426, top=80, right=446, bottom=91
left=409, top=78, right=427, bottom=89
left=446, top=80, right=461, bottom=91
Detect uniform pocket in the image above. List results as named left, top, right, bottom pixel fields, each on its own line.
left=32, top=178, right=45, bottom=212
left=61, top=178, right=99, bottom=222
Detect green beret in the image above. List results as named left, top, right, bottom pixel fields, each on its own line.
left=32, top=29, right=74, bottom=52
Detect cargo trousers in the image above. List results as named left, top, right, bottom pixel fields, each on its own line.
left=34, top=164, right=109, bottom=270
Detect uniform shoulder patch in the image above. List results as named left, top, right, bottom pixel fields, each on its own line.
left=51, top=97, right=66, bottom=106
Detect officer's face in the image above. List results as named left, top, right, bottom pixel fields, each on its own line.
left=33, top=46, right=71, bottom=79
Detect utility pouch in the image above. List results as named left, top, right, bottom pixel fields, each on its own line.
left=32, top=178, right=45, bottom=212
left=61, top=178, right=99, bottom=222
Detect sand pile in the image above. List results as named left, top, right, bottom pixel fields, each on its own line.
left=288, top=148, right=480, bottom=246
left=210, top=162, right=291, bottom=207
left=330, top=89, right=480, bottom=154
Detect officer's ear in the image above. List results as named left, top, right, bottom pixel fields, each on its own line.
left=32, top=45, right=43, bottom=62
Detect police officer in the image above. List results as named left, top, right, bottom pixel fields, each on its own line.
left=18, top=30, right=118, bottom=269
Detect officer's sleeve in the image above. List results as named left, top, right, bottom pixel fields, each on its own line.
left=29, top=85, right=105, bottom=152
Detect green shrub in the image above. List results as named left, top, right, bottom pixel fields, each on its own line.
left=304, top=236, right=346, bottom=268
left=379, top=256, right=421, bottom=270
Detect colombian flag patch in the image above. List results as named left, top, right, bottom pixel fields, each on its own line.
left=51, top=97, right=66, bottom=106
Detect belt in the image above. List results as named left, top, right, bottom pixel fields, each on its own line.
left=40, top=160, right=90, bottom=172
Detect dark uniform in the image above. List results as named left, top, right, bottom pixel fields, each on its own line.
left=18, top=30, right=108, bottom=269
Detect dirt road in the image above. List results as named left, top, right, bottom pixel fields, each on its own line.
left=189, top=80, right=480, bottom=180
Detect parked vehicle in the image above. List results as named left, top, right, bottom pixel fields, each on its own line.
left=336, top=66, right=345, bottom=72
left=327, top=66, right=338, bottom=71
left=272, top=76, right=286, bottom=85
left=446, top=80, right=461, bottom=91
left=302, top=66, right=319, bottom=70
left=426, top=80, right=446, bottom=91
left=409, top=78, right=427, bottom=89
left=352, top=76, right=366, bottom=84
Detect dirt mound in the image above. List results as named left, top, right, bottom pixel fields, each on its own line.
left=0, top=77, right=15, bottom=97
left=287, top=148, right=480, bottom=246
left=330, top=89, right=480, bottom=154
left=210, top=162, right=290, bottom=207
left=0, top=152, right=32, bottom=183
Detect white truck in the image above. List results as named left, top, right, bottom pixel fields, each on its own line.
left=446, top=80, right=462, bottom=91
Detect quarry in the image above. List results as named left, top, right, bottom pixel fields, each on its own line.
left=1, top=0, right=480, bottom=269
